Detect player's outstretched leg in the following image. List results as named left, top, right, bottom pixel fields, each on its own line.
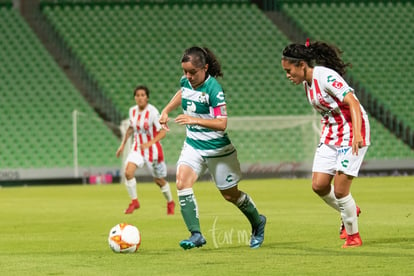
left=226, top=189, right=266, bottom=249
left=177, top=188, right=205, bottom=249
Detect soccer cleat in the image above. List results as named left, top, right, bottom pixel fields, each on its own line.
left=339, top=206, right=361, bottom=239
left=167, top=201, right=175, bottom=215
left=179, top=232, right=206, bottom=250
left=250, top=214, right=267, bottom=249
left=342, top=232, right=363, bottom=248
left=124, top=200, right=140, bottom=214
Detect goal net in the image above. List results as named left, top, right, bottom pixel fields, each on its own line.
left=120, top=114, right=321, bottom=170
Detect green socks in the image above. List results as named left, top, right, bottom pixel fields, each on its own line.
left=178, top=189, right=261, bottom=233
left=236, top=192, right=262, bottom=227
left=178, top=188, right=200, bottom=233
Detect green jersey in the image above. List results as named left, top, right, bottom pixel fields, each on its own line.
left=180, top=75, right=234, bottom=157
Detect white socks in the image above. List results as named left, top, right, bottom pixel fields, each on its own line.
left=125, top=179, right=173, bottom=203
left=321, top=185, right=341, bottom=212
left=320, top=186, right=358, bottom=235
left=160, top=182, right=173, bottom=202
left=337, top=194, right=358, bottom=235
left=125, top=178, right=137, bottom=200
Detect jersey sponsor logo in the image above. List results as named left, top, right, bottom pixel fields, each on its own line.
left=186, top=101, right=196, bottom=113
left=327, top=75, right=336, bottom=83
left=337, top=147, right=351, bottom=155
left=327, top=75, right=343, bottom=89
left=332, top=80, right=343, bottom=89
left=216, top=91, right=225, bottom=101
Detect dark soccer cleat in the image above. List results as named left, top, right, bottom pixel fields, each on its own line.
left=179, top=232, right=206, bottom=250
left=250, top=215, right=267, bottom=249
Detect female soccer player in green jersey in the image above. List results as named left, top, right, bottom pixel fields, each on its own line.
left=160, top=46, right=266, bottom=250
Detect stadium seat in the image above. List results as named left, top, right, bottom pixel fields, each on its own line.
left=34, top=1, right=414, bottom=165
left=0, top=6, right=120, bottom=169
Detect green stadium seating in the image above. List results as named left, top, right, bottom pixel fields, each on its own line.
left=282, top=1, right=414, bottom=130
left=38, top=1, right=414, bottom=164
left=0, top=6, right=120, bottom=169
left=40, top=2, right=311, bottom=164
left=279, top=1, right=414, bottom=160
left=42, top=2, right=309, bottom=119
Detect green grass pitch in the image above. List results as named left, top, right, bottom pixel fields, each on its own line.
left=0, top=176, right=413, bottom=275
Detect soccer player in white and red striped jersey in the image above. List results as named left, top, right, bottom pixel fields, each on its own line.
left=116, top=85, right=175, bottom=215
left=281, top=40, right=370, bottom=248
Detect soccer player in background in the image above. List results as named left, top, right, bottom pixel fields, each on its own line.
left=159, top=46, right=266, bottom=250
left=116, top=85, right=175, bottom=215
left=281, top=40, right=370, bottom=248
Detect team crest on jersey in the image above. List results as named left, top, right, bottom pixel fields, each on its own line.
left=143, top=119, right=149, bottom=130
left=199, top=92, right=208, bottom=104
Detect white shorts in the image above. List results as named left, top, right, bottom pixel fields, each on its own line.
left=312, top=143, right=368, bottom=177
left=177, top=142, right=242, bottom=190
left=126, top=151, right=167, bottom=178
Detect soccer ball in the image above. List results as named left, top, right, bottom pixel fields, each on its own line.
left=108, top=223, right=141, bottom=253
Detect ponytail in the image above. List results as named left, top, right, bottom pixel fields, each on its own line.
left=203, top=48, right=223, bottom=78
left=282, top=40, right=351, bottom=76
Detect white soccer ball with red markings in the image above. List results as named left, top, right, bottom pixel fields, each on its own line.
left=108, top=223, right=141, bottom=253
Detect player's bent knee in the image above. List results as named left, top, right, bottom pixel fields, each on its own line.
left=221, top=193, right=234, bottom=202
left=125, top=171, right=135, bottom=180
left=220, top=189, right=240, bottom=204
left=175, top=179, right=193, bottom=191
left=312, top=182, right=330, bottom=196
left=334, top=191, right=348, bottom=199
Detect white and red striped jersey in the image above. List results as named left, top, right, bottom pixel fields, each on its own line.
left=128, top=103, right=164, bottom=162
left=304, top=66, right=370, bottom=147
